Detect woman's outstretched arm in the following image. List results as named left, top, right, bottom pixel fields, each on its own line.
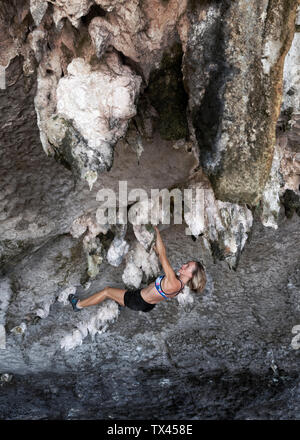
left=153, top=226, right=179, bottom=286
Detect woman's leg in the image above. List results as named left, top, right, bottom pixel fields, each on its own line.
left=77, top=286, right=127, bottom=308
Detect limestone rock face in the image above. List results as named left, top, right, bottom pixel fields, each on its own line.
left=91, top=0, right=188, bottom=81
left=49, top=0, right=94, bottom=28
left=47, top=54, right=141, bottom=188
left=1, top=0, right=300, bottom=420
left=2, top=0, right=298, bottom=202
left=127, top=170, right=253, bottom=270
left=30, top=0, right=48, bottom=27
left=259, top=5, right=300, bottom=229
left=183, top=0, right=299, bottom=206
left=282, top=5, right=300, bottom=115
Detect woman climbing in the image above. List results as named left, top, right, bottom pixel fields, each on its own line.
left=68, top=226, right=207, bottom=313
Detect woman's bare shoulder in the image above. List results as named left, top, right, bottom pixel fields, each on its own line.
left=162, top=275, right=182, bottom=293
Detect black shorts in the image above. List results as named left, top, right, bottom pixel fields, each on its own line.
left=124, top=289, right=156, bottom=313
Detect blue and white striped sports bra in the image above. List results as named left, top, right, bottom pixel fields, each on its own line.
left=154, top=275, right=184, bottom=300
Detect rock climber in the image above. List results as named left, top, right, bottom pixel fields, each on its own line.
left=68, top=226, right=207, bottom=313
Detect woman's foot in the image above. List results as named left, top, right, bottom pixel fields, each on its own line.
left=68, top=294, right=82, bottom=312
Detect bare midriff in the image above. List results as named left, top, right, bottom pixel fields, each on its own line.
left=140, top=278, right=181, bottom=304
left=140, top=282, right=164, bottom=304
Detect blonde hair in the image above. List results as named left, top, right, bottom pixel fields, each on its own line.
left=187, top=261, right=206, bottom=293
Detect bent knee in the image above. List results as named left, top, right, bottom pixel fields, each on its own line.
left=103, top=286, right=112, bottom=297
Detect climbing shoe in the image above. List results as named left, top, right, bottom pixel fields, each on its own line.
left=68, top=294, right=81, bottom=312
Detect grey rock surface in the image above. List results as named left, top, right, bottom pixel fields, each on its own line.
left=1, top=0, right=300, bottom=421
left=0, top=214, right=300, bottom=419
left=0, top=55, right=197, bottom=271
left=184, top=0, right=299, bottom=205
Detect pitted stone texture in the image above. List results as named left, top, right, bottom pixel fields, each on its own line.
left=34, top=48, right=64, bottom=156
left=70, top=213, right=109, bottom=239
left=260, top=8, right=300, bottom=231
left=106, top=224, right=129, bottom=267
left=260, top=127, right=300, bottom=230
left=0, top=0, right=300, bottom=421
left=0, top=55, right=197, bottom=271
left=52, top=54, right=142, bottom=188
left=60, top=299, right=120, bottom=352
left=88, top=21, right=111, bottom=59
left=90, top=0, right=188, bottom=81
left=122, top=241, right=160, bottom=289
left=0, top=55, right=77, bottom=269
left=50, top=0, right=94, bottom=28
left=124, top=169, right=252, bottom=278
left=260, top=143, right=284, bottom=229
left=280, top=148, right=300, bottom=193
left=133, top=169, right=253, bottom=270
left=282, top=5, right=300, bottom=116
left=0, top=216, right=300, bottom=419
left=30, top=0, right=48, bottom=26
left=0, top=278, right=12, bottom=349
left=1, top=369, right=300, bottom=419
left=0, top=1, right=32, bottom=68
left=3, top=233, right=86, bottom=332
left=32, top=13, right=94, bottom=158
left=184, top=0, right=299, bottom=206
